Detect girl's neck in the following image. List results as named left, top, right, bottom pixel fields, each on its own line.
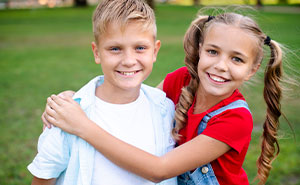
left=193, top=86, right=231, bottom=114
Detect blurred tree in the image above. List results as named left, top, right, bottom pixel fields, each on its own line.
left=256, top=0, right=263, bottom=7
left=74, top=0, right=87, bottom=7
left=193, top=0, right=200, bottom=5
left=146, top=0, right=155, bottom=9
left=278, top=0, right=288, bottom=4
left=243, top=0, right=250, bottom=4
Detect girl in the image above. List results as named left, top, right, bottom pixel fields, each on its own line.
left=44, top=12, right=284, bottom=185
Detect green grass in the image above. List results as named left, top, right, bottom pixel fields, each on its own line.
left=0, top=4, right=299, bottom=184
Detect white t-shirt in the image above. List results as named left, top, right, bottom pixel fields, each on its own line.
left=90, top=90, right=155, bottom=185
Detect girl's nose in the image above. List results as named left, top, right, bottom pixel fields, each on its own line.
left=214, top=57, right=229, bottom=72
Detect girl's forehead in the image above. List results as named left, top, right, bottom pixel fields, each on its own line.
left=203, top=23, right=257, bottom=60
left=204, top=23, right=256, bottom=45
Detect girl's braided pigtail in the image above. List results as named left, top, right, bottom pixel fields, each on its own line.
left=256, top=38, right=283, bottom=184
left=172, top=16, right=209, bottom=140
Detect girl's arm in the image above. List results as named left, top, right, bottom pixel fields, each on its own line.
left=156, top=80, right=164, bottom=90
left=31, top=177, right=56, bottom=185
left=42, top=82, right=164, bottom=129
left=42, top=90, right=75, bottom=129
left=45, top=95, right=230, bottom=182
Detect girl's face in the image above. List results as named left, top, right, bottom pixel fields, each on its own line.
left=197, top=23, right=260, bottom=100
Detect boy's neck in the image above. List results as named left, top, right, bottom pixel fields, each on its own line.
left=95, top=84, right=141, bottom=104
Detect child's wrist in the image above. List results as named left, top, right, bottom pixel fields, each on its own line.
left=77, top=118, right=95, bottom=140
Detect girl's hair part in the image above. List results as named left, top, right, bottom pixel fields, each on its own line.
left=173, top=12, right=284, bottom=184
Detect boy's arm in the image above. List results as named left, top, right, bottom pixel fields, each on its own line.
left=31, top=177, right=56, bottom=185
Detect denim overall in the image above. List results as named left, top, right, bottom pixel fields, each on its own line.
left=177, top=100, right=250, bottom=185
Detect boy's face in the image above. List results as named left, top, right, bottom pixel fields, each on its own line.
left=92, top=22, right=160, bottom=94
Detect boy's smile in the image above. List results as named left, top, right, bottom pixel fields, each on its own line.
left=196, top=23, right=259, bottom=104
left=92, top=21, right=160, bottom=104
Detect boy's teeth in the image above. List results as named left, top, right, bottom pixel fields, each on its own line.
left=121, top=71, right=135, bottom=76
left=210, top=74, right=225, bottom=82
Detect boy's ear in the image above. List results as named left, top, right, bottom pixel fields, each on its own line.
left=92, top=42, right=101, bottom=64
left=153, top=40, right=161, bottom=63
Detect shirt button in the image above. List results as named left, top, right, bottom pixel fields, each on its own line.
left=201, top=166, right=209, bottom=174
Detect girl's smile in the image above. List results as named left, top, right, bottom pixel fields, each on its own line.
left=207, top=72, right=230, bottom=83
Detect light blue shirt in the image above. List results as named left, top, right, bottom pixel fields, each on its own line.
left=28, top=76, right=177, bottom=185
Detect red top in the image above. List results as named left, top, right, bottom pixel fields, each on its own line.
left=163, top=67, right=253, bottom=185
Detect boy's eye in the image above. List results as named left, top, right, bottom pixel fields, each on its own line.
left=207, top=50, right=217, bottom=55
left=110, top=47, right=120, bottom=52
left=136, top=46, right=146, bottom=51
left=232, top=57, right=244, bottom=63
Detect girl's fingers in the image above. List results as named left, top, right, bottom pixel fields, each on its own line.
left=41, top=112, right=52, bottom=129
left=58, top=90, right=75, bottom=99
left=50, top=94, right=65, bottom=106
left=47, top=96, right=59, bottom=110
left=45, top=103, right=57, bottom=118
left=66, top=96, right=78, bottom=105
left=44, top=110, right=57, bottom=126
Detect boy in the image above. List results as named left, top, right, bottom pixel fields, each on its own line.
left=27, top=0, right=176, bottom=184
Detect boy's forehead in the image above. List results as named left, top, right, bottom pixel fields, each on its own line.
left=99, top=20, right=156, bottom=38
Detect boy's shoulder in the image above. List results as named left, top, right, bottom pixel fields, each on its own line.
left=72, top=76, right=103, bottom=110
left=141, top=83, right=166, bottom=102
left=141, top=83, right=175, bottom=113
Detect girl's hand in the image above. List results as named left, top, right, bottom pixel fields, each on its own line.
left=44, top=94, right=88, bottom=136
left=41, top=90, right=75, bottom=129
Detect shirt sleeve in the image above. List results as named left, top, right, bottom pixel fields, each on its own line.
left=202, top=108, right=253, bottom=153
left=27, top=127, right=71, bottom=179
left=163, top=67, right=190, bottom=104
left=164, top=97, right=177, bottom=151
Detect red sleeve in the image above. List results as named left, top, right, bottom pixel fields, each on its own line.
left=202, top=108, right=253, bottom=153
left=163, top=67, right=191, bottom=105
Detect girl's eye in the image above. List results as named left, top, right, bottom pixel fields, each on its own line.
left=232, top=57, right=244, bottom=63
left=207, top=50, right=217, bottom=55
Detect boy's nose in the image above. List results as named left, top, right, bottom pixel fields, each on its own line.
left=122, top=51, right=137, bottom=67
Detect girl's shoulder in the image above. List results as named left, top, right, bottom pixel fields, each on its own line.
left=163, top=67, right=191, bottom=104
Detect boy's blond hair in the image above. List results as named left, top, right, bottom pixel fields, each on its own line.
left=92, top=0, right=156, bottom=44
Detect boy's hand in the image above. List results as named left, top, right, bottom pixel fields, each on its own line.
left=41, top=90, right=75, bottom=129
left=44, top=95, right=88, bottom=136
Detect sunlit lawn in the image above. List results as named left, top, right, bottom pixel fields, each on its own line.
left=0, top=4, right=299, bottom=184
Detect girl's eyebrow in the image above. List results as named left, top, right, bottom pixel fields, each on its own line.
left=206, top=43, right=249, bottom=59
left=206, top=44, right=219, bottom=49
left=231, top=51, right=248, bottom=60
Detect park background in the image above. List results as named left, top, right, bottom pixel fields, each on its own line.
left=0, top=0, right=300, bottom=184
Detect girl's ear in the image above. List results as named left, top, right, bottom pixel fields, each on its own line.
left=245, top=63, right=261, bottom=81
left=199, top=43, right=202, bottom=55
left=92, top=42, right=101, bottom=64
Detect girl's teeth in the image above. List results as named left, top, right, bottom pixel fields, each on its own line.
left=210, top=74, right=225, bottom=82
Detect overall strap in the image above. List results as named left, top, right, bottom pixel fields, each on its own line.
left=198, top=100, right=250, bottom=135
